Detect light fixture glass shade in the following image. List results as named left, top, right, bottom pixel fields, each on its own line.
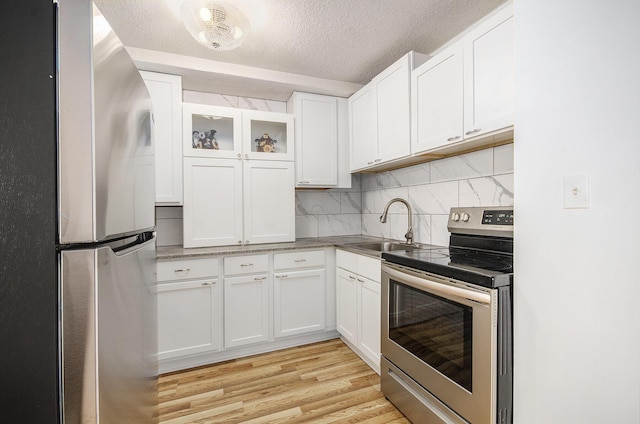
left=180, top=0, right=250, bottom=51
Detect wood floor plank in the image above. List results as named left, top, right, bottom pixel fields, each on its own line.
left=158, top=338, right=410, bottom=424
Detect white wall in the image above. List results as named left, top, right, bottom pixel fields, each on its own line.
left=514, top=1, right=640, bottom=422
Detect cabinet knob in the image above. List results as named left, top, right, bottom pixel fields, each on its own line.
left=465, top=128, right=481, bottom=135
left=237, top=153, right=241, bottom=158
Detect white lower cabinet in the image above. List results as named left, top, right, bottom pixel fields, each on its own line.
left=156, top=258, right=221, bottom=361
left=224, top=274, right=270, bottom=348
left=157, top=248, right=337, bottom=373
left=274, top=269, right=326, bottom=338
left=336, top=249, right=381, bottom=373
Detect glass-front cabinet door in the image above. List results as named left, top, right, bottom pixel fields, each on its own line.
left=183, top=103, right=242, bottom=159
left=242, top=110, right=294, bottom=161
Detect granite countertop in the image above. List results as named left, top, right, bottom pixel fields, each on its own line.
left=156, top=235, right=387, bottom=260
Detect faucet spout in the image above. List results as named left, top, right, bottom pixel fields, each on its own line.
left=379, top=198, right=414, bottom=245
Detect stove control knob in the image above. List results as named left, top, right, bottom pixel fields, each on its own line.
left=451, top=213, right=461, bottom=222
left=461, top=212, right=470, bottom=222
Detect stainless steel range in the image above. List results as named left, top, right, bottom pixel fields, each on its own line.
left=381, top=206, right=513, bottom=424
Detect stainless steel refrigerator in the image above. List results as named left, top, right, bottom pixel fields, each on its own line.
left=57, top=1, right=158, bottom=422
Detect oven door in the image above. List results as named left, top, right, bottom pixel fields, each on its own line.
left=381, top=263, right=497, bottom=424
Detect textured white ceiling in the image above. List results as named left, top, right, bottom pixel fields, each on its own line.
left=94, top=0, right=508, bottom=100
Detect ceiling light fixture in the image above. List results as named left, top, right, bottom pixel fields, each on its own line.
left=180, top=0, right=250, bottom=51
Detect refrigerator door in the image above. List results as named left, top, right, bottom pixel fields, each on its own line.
left=60, top=234, right=157, bottom=423
left=58, top=0, right=155, bottom=244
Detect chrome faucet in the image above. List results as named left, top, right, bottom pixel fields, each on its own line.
left=380, top=198, right=414, bottom=245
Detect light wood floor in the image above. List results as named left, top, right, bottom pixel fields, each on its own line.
left=158, top=338, right=411, bottom=424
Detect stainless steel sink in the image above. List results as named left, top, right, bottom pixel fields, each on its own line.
left=345, top=241, right=424, bottom=254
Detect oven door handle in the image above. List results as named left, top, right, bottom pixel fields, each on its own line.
left=384, top=266, right=491, bottom=305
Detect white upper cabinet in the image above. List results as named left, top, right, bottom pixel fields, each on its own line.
left=140, top=71, right=183, bottom=205
left=183, top=103, right=242, bottom=159
left=463, top=3, right=514, bottom=138
left=242, top=110, right=294, bottom=161
left=411, top=43, right=464, bottom=153
left=412, top=3, right=514, bottom=155
left=182, top=104, right=295, bottom=248
left=287, top=92, right=351, bottom=188
left=349, top=52, right=428, bottom=172
left=242, top=160, right=295, bottom=245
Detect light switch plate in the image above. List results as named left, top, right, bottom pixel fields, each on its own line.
left=563, top=175, right=589, bottom=209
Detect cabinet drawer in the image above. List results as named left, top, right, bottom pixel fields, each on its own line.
left=224, top=254, right=269, bottom=275
left=336, top=249, right=358, bottom=271
left=274, top=250, right=324, bottom=270
left=357, top=255, right=381, bottom=283
left=157, top=257, right=219, bottom=282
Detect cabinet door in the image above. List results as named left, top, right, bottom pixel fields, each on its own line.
left=463, top=4, right=514, bottom=138
left=292, top=93, right=338, bottom=187
left=411, top=42, right=464, bottom=154
left=274, top=269, right=326, bottom=338
left=375, top=55, right=411, bottom=163
left=336, top=268, right=358, bottom=346
left=358, top=276, right=381, bottom=369
left=157, top=279, right=221, bottom=360
left=140, top=71, right=182, bottom=205
left=224, top=274, right=270, bottom=348
left=183, top=157, right=243, bottom=248
left=349, top=82, right=378, bottom=171
left=243, top=110, right=294, bottom=161
left=243, top=160, right=295, bottom=245
left=183, top=103, right=242, bottom=159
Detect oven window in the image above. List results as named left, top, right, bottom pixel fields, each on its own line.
left=389, top=280, right=473, bottom=392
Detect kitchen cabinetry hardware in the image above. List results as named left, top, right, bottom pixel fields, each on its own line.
left=294, top=259, right=307, bottom=263
left=349, top=275, right=356, bottom=280
left=201, top=282, right=215, bottom=286
left=174, top=268, right=191, bottom=273
left=275, top=274, right=288, bottom=279
left=254, top=276, right=267, bottom=281
left=374, top=158, right=382, bottom=163
left=298, top=181, right=309, bottom=184
left=465, top=128, right=481, bottom=135
left=240, top=263, right=254, bottom=267
left=447, top=136, right=462, bottom=141
left=357, top=278, right=365, bottom=283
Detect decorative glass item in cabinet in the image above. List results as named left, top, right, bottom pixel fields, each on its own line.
left=250, top=120, right=288, bottom=155
left=191, top=113, right=235, bottom=152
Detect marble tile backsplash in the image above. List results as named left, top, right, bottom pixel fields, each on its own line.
left=359, top=144, right=514, bottom=246
left=156, top=144, right=513, bottom=247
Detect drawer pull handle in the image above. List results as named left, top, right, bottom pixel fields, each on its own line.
left=201, top=282, right=215, bottom=286
left=447, top=135, right=461, bottom=141
left=298, top=181, right=309, bottom=184
left=254, top=276, right=267, bottom=281
left=348, top=275, right=356, bottom=280
left=240, top=263, right=254, bottom=267
left=294, top=259, right=307, bottom=263
left=174, top=268, right=191, bottom=273
left=374, top=158, right=382, bottom=163
left=357, top=278, right=365, bottom=283
left=276, top=274, right=288, bottom=279
left=465, top=128, right=481, bottom=135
